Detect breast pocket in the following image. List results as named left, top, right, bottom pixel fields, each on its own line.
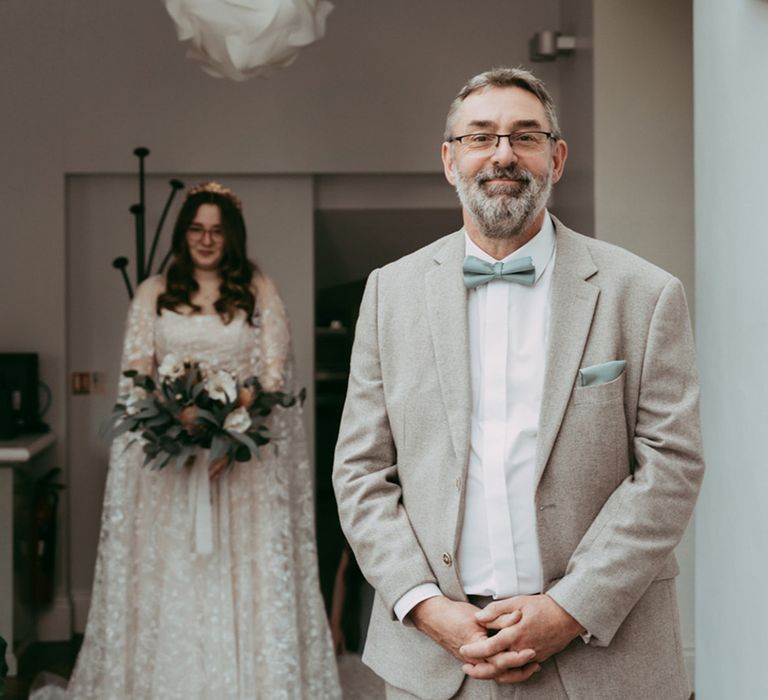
left=572, top=371, right=626, bottom=405
left=564, top=372, right=629, bottom=489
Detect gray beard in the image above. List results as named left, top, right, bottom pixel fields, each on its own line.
left=453, top=162, right=553, bottom=239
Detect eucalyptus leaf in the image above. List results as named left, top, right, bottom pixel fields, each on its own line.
left=105, top=418, right=139, bottom=441
left=143, top=414, right=171, bottom=429
left=228, top=430, right=259, bottom=455
left=155, top=451, right=173, bottom=470
left=210, top=434, right=228, bottom=462
left=173, top=448, right=191, bottom=472
left=195, top=408, right=220, bottom=426
left=192, top=381, right=207, bottom=399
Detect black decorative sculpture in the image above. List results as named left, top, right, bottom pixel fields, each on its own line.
left=113, top=147, right=184, bottom=299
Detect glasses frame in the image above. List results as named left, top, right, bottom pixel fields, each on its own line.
left=186, top=224, right=225, bottom=241
left=447, top=130, right=557, bottom=154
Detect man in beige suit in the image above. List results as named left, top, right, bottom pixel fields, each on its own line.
left=333, top=67, right=703, bottom=699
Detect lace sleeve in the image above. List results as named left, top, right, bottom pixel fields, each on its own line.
left=252, top=274, right=290, bottom=392
left=116, top=276, right=163, bottom=397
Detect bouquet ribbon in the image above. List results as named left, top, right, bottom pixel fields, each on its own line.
left=188, top=450, right=213, bottom=555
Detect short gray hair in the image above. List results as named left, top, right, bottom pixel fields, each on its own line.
left=444, top=67, right=561, bottom=141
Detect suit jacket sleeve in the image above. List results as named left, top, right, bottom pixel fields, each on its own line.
left=332, top=269, right=438, bottom=618
left=547, top=276, right=704, bottom=646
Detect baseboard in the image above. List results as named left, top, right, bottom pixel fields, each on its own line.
left=684, top=647, right=695, bottom=692
left=71, top=588, right=91, bottom=635
left=36, top=593, right=72, bottom=641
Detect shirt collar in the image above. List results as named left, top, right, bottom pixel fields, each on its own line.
left=464, top=211, right=556, bottom=284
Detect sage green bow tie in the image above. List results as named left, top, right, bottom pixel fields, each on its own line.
left=462, top=255, right=536, bottom=289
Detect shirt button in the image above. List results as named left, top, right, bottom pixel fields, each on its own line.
left=442, top=552, right=453, bottom=567
left=455, top=477, right=462, bottom=491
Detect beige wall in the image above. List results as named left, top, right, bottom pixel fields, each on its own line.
left=556, top=0, right=595, bottom=236
left=593, top=0, right=694, bottom=302
left=591, top=0, right=696, bottom=682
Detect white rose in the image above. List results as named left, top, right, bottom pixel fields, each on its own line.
left=158, top=354, right=185, bottom=379
left=206, top=370, right=237, bottom=404
left=125, top=386, right=147, bottom=415
left=223, top=406, right=252, bottom=433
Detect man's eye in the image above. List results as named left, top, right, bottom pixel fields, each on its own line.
left=468, top=134, right=494, bottom=144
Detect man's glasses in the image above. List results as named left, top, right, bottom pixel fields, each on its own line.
left=447, top=131, right=556, bottom=155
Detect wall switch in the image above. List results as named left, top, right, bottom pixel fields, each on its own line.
left=91, top=371, right=107, bottom=395
left=72, top=372, right=91, bottom=395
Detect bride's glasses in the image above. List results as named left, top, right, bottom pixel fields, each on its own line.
left=187, top=224, right=225, bottom=241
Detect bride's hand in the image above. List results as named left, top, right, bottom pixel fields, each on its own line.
left=208, top=456, right=230, bottom=480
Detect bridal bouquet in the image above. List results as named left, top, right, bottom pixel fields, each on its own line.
left=105, top=354, right=305, bottom=471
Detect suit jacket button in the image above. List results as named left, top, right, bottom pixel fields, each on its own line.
left=442, top=552, right=453, bottom=567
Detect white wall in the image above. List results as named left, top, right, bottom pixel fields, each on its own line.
left=694, top=0, right=768, bottom=697
left=0, top=0, right=560, bottom=634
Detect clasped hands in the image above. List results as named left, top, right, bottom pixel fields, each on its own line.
left=409, top=594, right=584, bottom=684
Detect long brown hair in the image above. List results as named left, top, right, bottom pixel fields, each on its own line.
left=157, top=187, right=259, bottom=324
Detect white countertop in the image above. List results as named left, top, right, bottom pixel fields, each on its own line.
left=0, top=432, right=56, bottom=463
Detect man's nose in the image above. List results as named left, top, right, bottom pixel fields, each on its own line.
left=491, top=137, right=519, bottom=167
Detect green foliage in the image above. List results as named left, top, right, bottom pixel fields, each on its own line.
left=103, top=359, right=304, bottom=473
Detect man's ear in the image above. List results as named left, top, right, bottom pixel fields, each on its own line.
left=551, top=138, right=568, bottom=184
left=442, top=141, right=456, bottom=186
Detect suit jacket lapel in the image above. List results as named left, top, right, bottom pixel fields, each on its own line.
left=535, top=220, right=599, bottom=486
left=425, top=231, right=472, bottom=470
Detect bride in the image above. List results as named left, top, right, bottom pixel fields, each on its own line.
left=33, top=182, right=341, bottom=699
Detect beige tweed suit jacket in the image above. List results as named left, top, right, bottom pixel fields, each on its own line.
left=333, top=219, right=704, bottom=700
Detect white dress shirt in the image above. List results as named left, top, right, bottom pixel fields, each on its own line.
left=394, top=213, right=556, bottom=621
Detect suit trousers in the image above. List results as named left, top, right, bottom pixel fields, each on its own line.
left=384, top=658, right=568, bottom=699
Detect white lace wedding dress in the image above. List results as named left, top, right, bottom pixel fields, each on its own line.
left=32, top=276, right=342, bottom=700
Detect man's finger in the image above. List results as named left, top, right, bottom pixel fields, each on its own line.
left=462, top=661, right=501, bottom=680
left=475, top=600, right=519, bottom=622
left=459, top=629, right=515, bottom=659
left=482, top=610, right=522, bottom=630
left=486, top=649, right=537, bottom=670
left=495, top=663, right=541, bottom=684
left=462, top=659, right=539, bottom=681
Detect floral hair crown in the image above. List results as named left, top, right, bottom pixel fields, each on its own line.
left=187, top=181, right=242, bottom=210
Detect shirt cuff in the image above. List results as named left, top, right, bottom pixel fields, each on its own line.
left=393, top=583, right=443, bottom=623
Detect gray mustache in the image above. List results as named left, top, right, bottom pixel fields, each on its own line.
left=476, top=167, right=532, bottom=185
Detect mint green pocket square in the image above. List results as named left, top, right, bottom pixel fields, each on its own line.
left=578, top=360, right=626, bottom=387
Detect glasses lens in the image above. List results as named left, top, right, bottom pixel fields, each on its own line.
left=187, top=225, right=224, bottom=239
left=462, top=134, right=498, bottom=150
left=512, top=132, right=549, bottom=152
